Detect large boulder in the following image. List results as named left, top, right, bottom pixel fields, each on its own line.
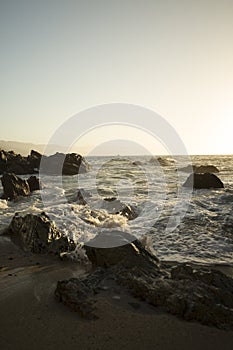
left=55, top=231, right=233, bottom=329
left=6, top=212, right=75, bottom=254
left=183, top=173, right=224, bottom=189
left=180, top=164, right=219, bottom=173
left=1, top=173, right=30, bottom=200
left=27, top=150, right=42, bottom=169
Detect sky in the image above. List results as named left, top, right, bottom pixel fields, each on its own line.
left=1, top=0, right=233, bottom=155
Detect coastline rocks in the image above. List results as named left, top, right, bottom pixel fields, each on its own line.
left=6, top=212, right=75, bottom=254
left=76, top=188, right=92, bottom=205
left=183, top=173, right=224, bottom=189
left=1, top=173, right=30, bottom=200
left=180, top=164, right=219, bottom=173
left=0, top=149, right=90, bottom=175
left=40, top=152, right=90, bottom=175
left=0, top=173, right=40, bottom=200
left=55, top=231, right=233, bottom=329
left=149, top=157, right=173, bottom=166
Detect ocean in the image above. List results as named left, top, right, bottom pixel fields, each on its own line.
left=0, top=155, right=232, bottom=265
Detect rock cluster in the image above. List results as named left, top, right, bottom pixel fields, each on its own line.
left=0, top=149, right=90, bottom=176
left=1, top=173, right=40, bottom=200
left=55, top=230, right=233, bottom=329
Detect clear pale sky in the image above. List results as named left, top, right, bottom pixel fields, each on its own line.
left=1, top=0, right=233, bottom=155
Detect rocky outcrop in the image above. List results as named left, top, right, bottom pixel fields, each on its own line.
left=1, top=173, right=30, bottom=200
left=1, top=173, right=40, bottom=200
left=0, top=149, right=90, bottom=175
left=180, top=164, right=219, bottom=173
left=76, top=188, right=92, bottom=205
left=55, top=231, right=233, bottom=329
left=183, top=173, right=224, bottom=189
left=5, top=212, right=75, bottom=255
left=40, top=152, right=90, bottom=175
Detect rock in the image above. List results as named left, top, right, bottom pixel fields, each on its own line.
left=27, top=176, right=40, bottom=192
left=27, top=150, right=42, bottom=169
left=84, top=230, right=160, bottom=267
left=0, top=149, right=90, bottom=176
left=102, top=198, right=138, bottom=220
left=76, top=188, right=92, bottom=205
left=56, top=231, right=233, bottom=329
left=180, top=164, right=219, bottom=173
left=149, top=157, right=174, bottom=166
left=1, top=173, right=30, bottom=200
left=183, top=173, right=224, bottom=189
left=40, top=152, right=90, bottom=175
left=195, top=165, right=219, bottom=173
left=5, top=212, right=75, bottom=254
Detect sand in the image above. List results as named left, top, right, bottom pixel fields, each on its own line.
left=0, top=237, right=233, bottom=350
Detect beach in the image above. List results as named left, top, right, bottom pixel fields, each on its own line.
left=1, top=238, right=233, bottom=350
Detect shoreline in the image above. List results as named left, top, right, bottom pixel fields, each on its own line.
left=0, top=239, right=233, bottom=350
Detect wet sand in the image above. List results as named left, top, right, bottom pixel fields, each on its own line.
left=0, top=238, right=233, bottom=350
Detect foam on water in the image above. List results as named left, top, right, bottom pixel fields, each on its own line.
left=0, top=155, right=232, bottom=265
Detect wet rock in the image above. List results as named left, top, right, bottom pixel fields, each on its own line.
left=56, top=231, right=233, bottom=329
left=0, top=149, right=90, bottom=176
left=102, top=198, right=138, bottom=220
left=76, top=188, right=92, bottom=205
left=183, top=173, right=224, bottom=189
left=6, top=212, right=75, bottom=254
left=1, top=173, right=30, bottom=200
left=27, top=175, right=40, bottom=192
left=180, top=164, right=219, bottom=173
left=84, top=230, right=160, bottom=268
left=149, top=157, right=174, bottom=166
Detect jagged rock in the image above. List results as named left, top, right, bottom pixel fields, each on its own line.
left=27, top=150, right=42, bottom=169
left=1, top=173, right=30, bottom=200
left=56, top=231, right=233, bottom=329
left=76, top=188, right=92, bottom=205
left=40, top=152, right=90, bottom=175
left=84, top=230, right=160, bottom=267
left=180, top=164, right=219, bottom=173
left=102, top=198, right=138, bottom=220
left=5, top=212, right=75, bottom=254
left=0, top=149, right=90, bottom=175
left=27, top=175, right=40, bottom=192
left=183, top=173, right=224, bottom=189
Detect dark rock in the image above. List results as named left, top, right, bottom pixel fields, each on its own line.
left=40, top=152, right=90, bottom=175
left=1, top=173, right=30, bottom=200
left=27, top=176, right=40, bottom=192
left=183, top=173, right=224, bottom=189
left=56, top=231, right=233, bottom=329
left=0, top=149, right=90, bottom=176
left=102, top=198, right=138, bottom=220
left=6, top=212, right=75, bottom=254
left=27, top=150, right=42, bottom=169
left=180, top=164, right=219, bottom=173
left=84, top=230, right=160, bottom=267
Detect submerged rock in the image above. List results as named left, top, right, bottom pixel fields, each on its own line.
left=55, top=231, right=233, bottom=329
left=1, top=173, right=30, bottom=200
left=76, top=188, right=92, bottom=205
left=5, top=212, right=75, bottom=254
left=183, top=173, right=224, bottom=189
